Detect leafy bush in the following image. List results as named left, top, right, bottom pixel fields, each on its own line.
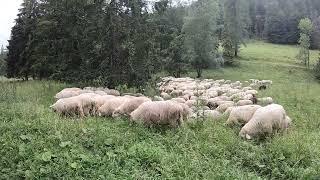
left=314, top=55, right=320, bottom=80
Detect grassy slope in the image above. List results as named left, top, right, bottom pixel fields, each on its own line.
left=1, top=42, right=320, bottom=179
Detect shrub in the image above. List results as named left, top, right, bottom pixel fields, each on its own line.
left=314, top=55, right=320, bottom=80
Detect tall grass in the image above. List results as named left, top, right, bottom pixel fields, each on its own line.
left=0, top=42, right=320, bottom=179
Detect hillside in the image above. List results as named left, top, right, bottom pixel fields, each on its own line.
left=0, top=42, right=319, bottom=179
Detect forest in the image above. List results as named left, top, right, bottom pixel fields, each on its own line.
left=3, top=0, right=320, bottom=87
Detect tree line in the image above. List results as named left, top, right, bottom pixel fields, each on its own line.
left=5, top=0, right=320, bottom=87
left=248, top=0, right=320, bottom=48
left=0, top=45, right=6, bottom=76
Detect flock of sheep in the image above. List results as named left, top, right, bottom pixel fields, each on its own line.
left=50, top=77, right=292, bottom=140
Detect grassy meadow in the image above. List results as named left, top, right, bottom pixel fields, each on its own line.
left=0, top=41, right=320, bottom=179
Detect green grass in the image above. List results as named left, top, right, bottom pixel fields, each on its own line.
left=238, top=41, right=319, bottom=65
left=1, top=42, right=320, bottom=179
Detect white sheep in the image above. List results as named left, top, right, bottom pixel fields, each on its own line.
left=190, top=96, right=198, bottom=101
left=97, top=97, right=129, bottom=117
left=205, top=90, right=219, bottom=98
left=191, top=110, right=221, bottom=120
left=243, top=94, right=253, bottom=100
left=160, top=92, right=171, bottom=100
left=258, top=97, right=274, bottom=105
left=112, top=97, right=151, bottom=117
left=185, top=100, right=197, bottom=107
left=216, top=102, right=235, bottom=113
left=177, top=102, right=193, bottom=121
left=76, top=93, right=100, bottom=116
left=190, top=106, right=210, bottom=112
left=94, top=90, right=108, bottom=96
left=223, top=107, right=234, bottom=117
left=54, top=88, right=82, bottom=99
left=226, top=105, right=261, bottom=126
left=80, top=89, right=95, bottom=94
left=230, top=92, right=247, bottom=101
left=245, top=90, right=258, bottom=95
left=170, top=90, right=183, bottom=97
left=181, top=94, right=191, bottom=101
left=130, top=101, right=185, bottom=128
left=239, top=104, right=291, bottom=140
left=171, top=98, right=186, bottom=104
left=153, top=96, right=164, bottom=101
left=236, top=100, right=253, bottom=106
left=105, top=89, right=120, bottom=96
left=51, top=97, right=84, bottom=117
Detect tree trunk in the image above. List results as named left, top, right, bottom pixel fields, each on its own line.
left=235, top=46, right=238, bottom=57
left=24, top=74, right=29, bottom=81
left=177, top=67, right=181, bottom=78
left=307, top=50, right=310, bottom=69
left=197, top=68, right=202, bottom=78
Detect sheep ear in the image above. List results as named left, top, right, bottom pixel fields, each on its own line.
left=245, top=134, right=252, bottom=140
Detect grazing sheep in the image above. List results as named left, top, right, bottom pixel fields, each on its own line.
left=190, top=96, right=198, bottom=101
left=76, top=93, right=100, bottom=116
left=243, top=87, right=252, bottom=91
left=55, top=89, right=82, bottom=99
left=64, top=87, right=82, bottom=91
left=164, top=87, right=175, bottom=93
left=80, top=89, right=95, bottom=94
left=185, top=100, right=197, bottom=107
left=105, top=89, right=120, bottom=96
left=83, top=87, right=95, bottom=91
left=98, top=97, right=129, bottom=117
left=181, top=94, right=191, bottom=101
left=243, top=94, right=253, bottom=100
left=51, top=97, right=84, bottom=117
left=259, top=85, right=267, bottom=90
left=245, top=90, right=258, bottom=95
left=171, top=98, right=186, bottom=104
left=216, top=102, right=235, bottom=113
left=258, top=97, right=274, bottom=105
left=207, top=99, right=233, bottom=109
left=226, top=105, right=261, bottom=126
left=261, top=80, right=273, bottom=86
left=161, top=92, right=171, bottom=100
left=236, top=100, right=253, bottom=106
left=93, top=95, right=115, bottom=106
left=219, top=96, right=232, bottom=101
left=203, top=110, right=222, bottom=120
left=130, top=101, right=184, bottom=128
left=206, top=90, right=219, bottom=98
left=226, top=89, right=242, bottom=96
left=190, top=106, right=210, bottom=112
left=230, top=92, right=247, bottom=101
left=153, top=96, right=164, bottom=101
left=251, top=94, right=258, bottom=104
left=95, top=90, right=108, bottom=96
left=239, top=104, right=291, bottom=140
left=197, top=97, right=209, bottom=106
left=112, top=97, right=151, bottom=117
left=170, top=90, right=183, bottom=97
left=177, top=102, right=193, bottom=121
left=216, top=100, right=234, bottom=106
left=192, top=110, right=221, bottom=120
left=223, top=107, right=234, bottom=117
